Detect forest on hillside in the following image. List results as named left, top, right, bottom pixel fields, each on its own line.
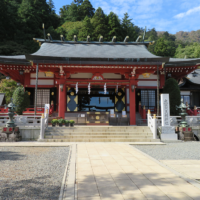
left=0, top=0, right=200, bottom=58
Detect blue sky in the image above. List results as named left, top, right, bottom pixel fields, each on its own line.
left=54, top=0, right=200, bottom=34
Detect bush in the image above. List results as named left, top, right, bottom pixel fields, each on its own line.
left=69, top=120, right=75, bottom=124
left=65, top=120, right=69, bottom=123
left=163, top=78, right=181, bottom=115
left=51, top=119, right=58, bottom=124
left=58, top=118, right=65, bottom=124
left=12, top=87, right=30, bottom=115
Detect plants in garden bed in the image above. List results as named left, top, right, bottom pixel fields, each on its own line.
left=58, top=118, right=65, bottom=127
left=65, top=120, right=70, bottom=126
left=51, top=119, right=58, bottom=126
left=69, top=120, right=75, bottom=127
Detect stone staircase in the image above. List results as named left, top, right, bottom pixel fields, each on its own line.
left=43, top=126, right=160, bottom=142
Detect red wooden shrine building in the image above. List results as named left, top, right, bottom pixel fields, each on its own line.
left=0, top=36, right=200, bottom=125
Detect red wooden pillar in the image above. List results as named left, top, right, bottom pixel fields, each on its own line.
left=160, top=74, right=165, bottom=88
left=129, top=80, right=136, bottom=125
left=58, top=83, right=66, bottom=119
left=24, top=73, right=30, bottom=86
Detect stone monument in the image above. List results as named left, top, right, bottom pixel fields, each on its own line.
left=160, top=94, right=177, bottom=140
left=0, top=100, right=21, bottom=142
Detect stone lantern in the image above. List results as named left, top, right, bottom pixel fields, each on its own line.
left=6, top=101, right=16, bottom=127
left=176, top=99, right=189, bottom=128
left=176, top=99, right=193, bottom=141
left=0, top=100, right=21, bottom=142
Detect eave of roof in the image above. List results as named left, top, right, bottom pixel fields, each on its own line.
left=33, top=38, right=153, bottom=47
left=0, top=55, right=31, bottom=65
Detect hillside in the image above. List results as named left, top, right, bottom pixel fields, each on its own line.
left=158, top=30, right=200, bottom=43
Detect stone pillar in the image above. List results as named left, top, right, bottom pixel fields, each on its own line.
left=129, top=81, right=136, bottom=125
left=58, top=83, right=66, bottom=119
left=38, top=114, right=45, bottom=141
left=160, top=94, right=177, bottom=140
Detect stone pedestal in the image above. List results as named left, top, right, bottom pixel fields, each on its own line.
left=161, top=126, right=178, bottom=140
left=178, top=127, right=194, bottom=141
left=0, top=127, right=21, bottom=142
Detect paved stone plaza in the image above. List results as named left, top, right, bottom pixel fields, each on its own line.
left=134, top=142, right=200, bottom=181
left=76, top=143, right=200, bottom=200
left=0, top=147, right=69, bottom=200
left=1, top=143, right=200, bottom=200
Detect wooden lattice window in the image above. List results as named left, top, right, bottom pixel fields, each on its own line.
left=141, top=90, right=156, bottom=109
left=36, top=89, right=50, bottom=107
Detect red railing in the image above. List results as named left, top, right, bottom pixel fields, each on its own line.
left=138, top=102, right=158, bottom=120
left=186, top=107, right=200, bottom=116
left=0, top=106, right=44, bottom=116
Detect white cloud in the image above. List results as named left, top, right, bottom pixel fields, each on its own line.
left=174, top=6, right=200, bottom=19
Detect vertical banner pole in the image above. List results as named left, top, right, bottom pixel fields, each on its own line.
left=157, top=65, right=159, bottom=116
left=34, top=63, right=39, bottom=115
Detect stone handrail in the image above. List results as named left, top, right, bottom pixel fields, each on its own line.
left=156, top=116, right=200, bottom=127
left=0, top=115, right=41, bottom=127
left=147, top=113, right=157, bottom=139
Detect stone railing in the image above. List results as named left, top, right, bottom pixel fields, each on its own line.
left=0, top=115, right=41, bottom=127
left=156, top=116, right=200, bottom=127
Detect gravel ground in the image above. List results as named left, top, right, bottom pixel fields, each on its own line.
left=0, top=147, right=69, bottom=200
left=133, top=142, right=200, bottom=160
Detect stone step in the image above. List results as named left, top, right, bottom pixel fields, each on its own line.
left=47, top=126, right=150, bottom=131
left=45, top=132, right=152, bottom=136
left=41, top=138, right=160, bottom=142
left=45, top=135, right=153, bottom=139
left=46, top=129, right=151, bottom=133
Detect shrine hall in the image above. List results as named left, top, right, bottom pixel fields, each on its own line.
left=0, top=36, right=200, bottom=125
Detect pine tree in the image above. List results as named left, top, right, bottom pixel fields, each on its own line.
left=107, top=12, right=122, bottom=41
left=78, top=16, right=93, bottom=40
left=62, top=2, right=81, bottom=22
left=163, top=78, right=181, bottom=115
left=91, top=7, right=108, bottom=41
left=79, top=0, right=95, bottom=20
left=121, top=13, right=137, bottom=41
left=74, top=0, right=83, bottom=6
left=47, top=0, right=56, bottom=14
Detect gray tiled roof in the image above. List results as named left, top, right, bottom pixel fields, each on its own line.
left=32, top=43, right=160, bottom=59
left=0, top=55, right=26, bottom=59
left=0, top=55, right=30, bottom=65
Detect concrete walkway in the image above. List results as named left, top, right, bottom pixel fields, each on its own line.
left=76, top=144, right=200, bottom=200
left=161, top=160, right=200, bottom=180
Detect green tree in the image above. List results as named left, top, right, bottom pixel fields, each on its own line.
left=60, top=2, right=81, bottom=22
left=78, top=16, right=93, bottom=40
left=154, top=38, right=176, bottom=57
left=174, top=42, right=200, bottom=58
left=107, top=12, right=122, bottom=41
left=145, top=28, right=158, bottom=54
left=79, top=0, right=95, bottom=20
left=74, top=0, right=83, bottom=6
left=145, top=28, right=158, bottom=41
left=0, top=79, right=18, bottom=103
left=163, top=78, right=181, bottom=115
left=12, top=87, right=30, bottom=115
left=67, top=28, right=79, bottom=41
left=0, top=0, right=20, bottom=41
left=121, top=13, right=138, bottom=41
left=91, top=7, right=108, bottom=41
left=47, top=0, right=55, bottom=14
